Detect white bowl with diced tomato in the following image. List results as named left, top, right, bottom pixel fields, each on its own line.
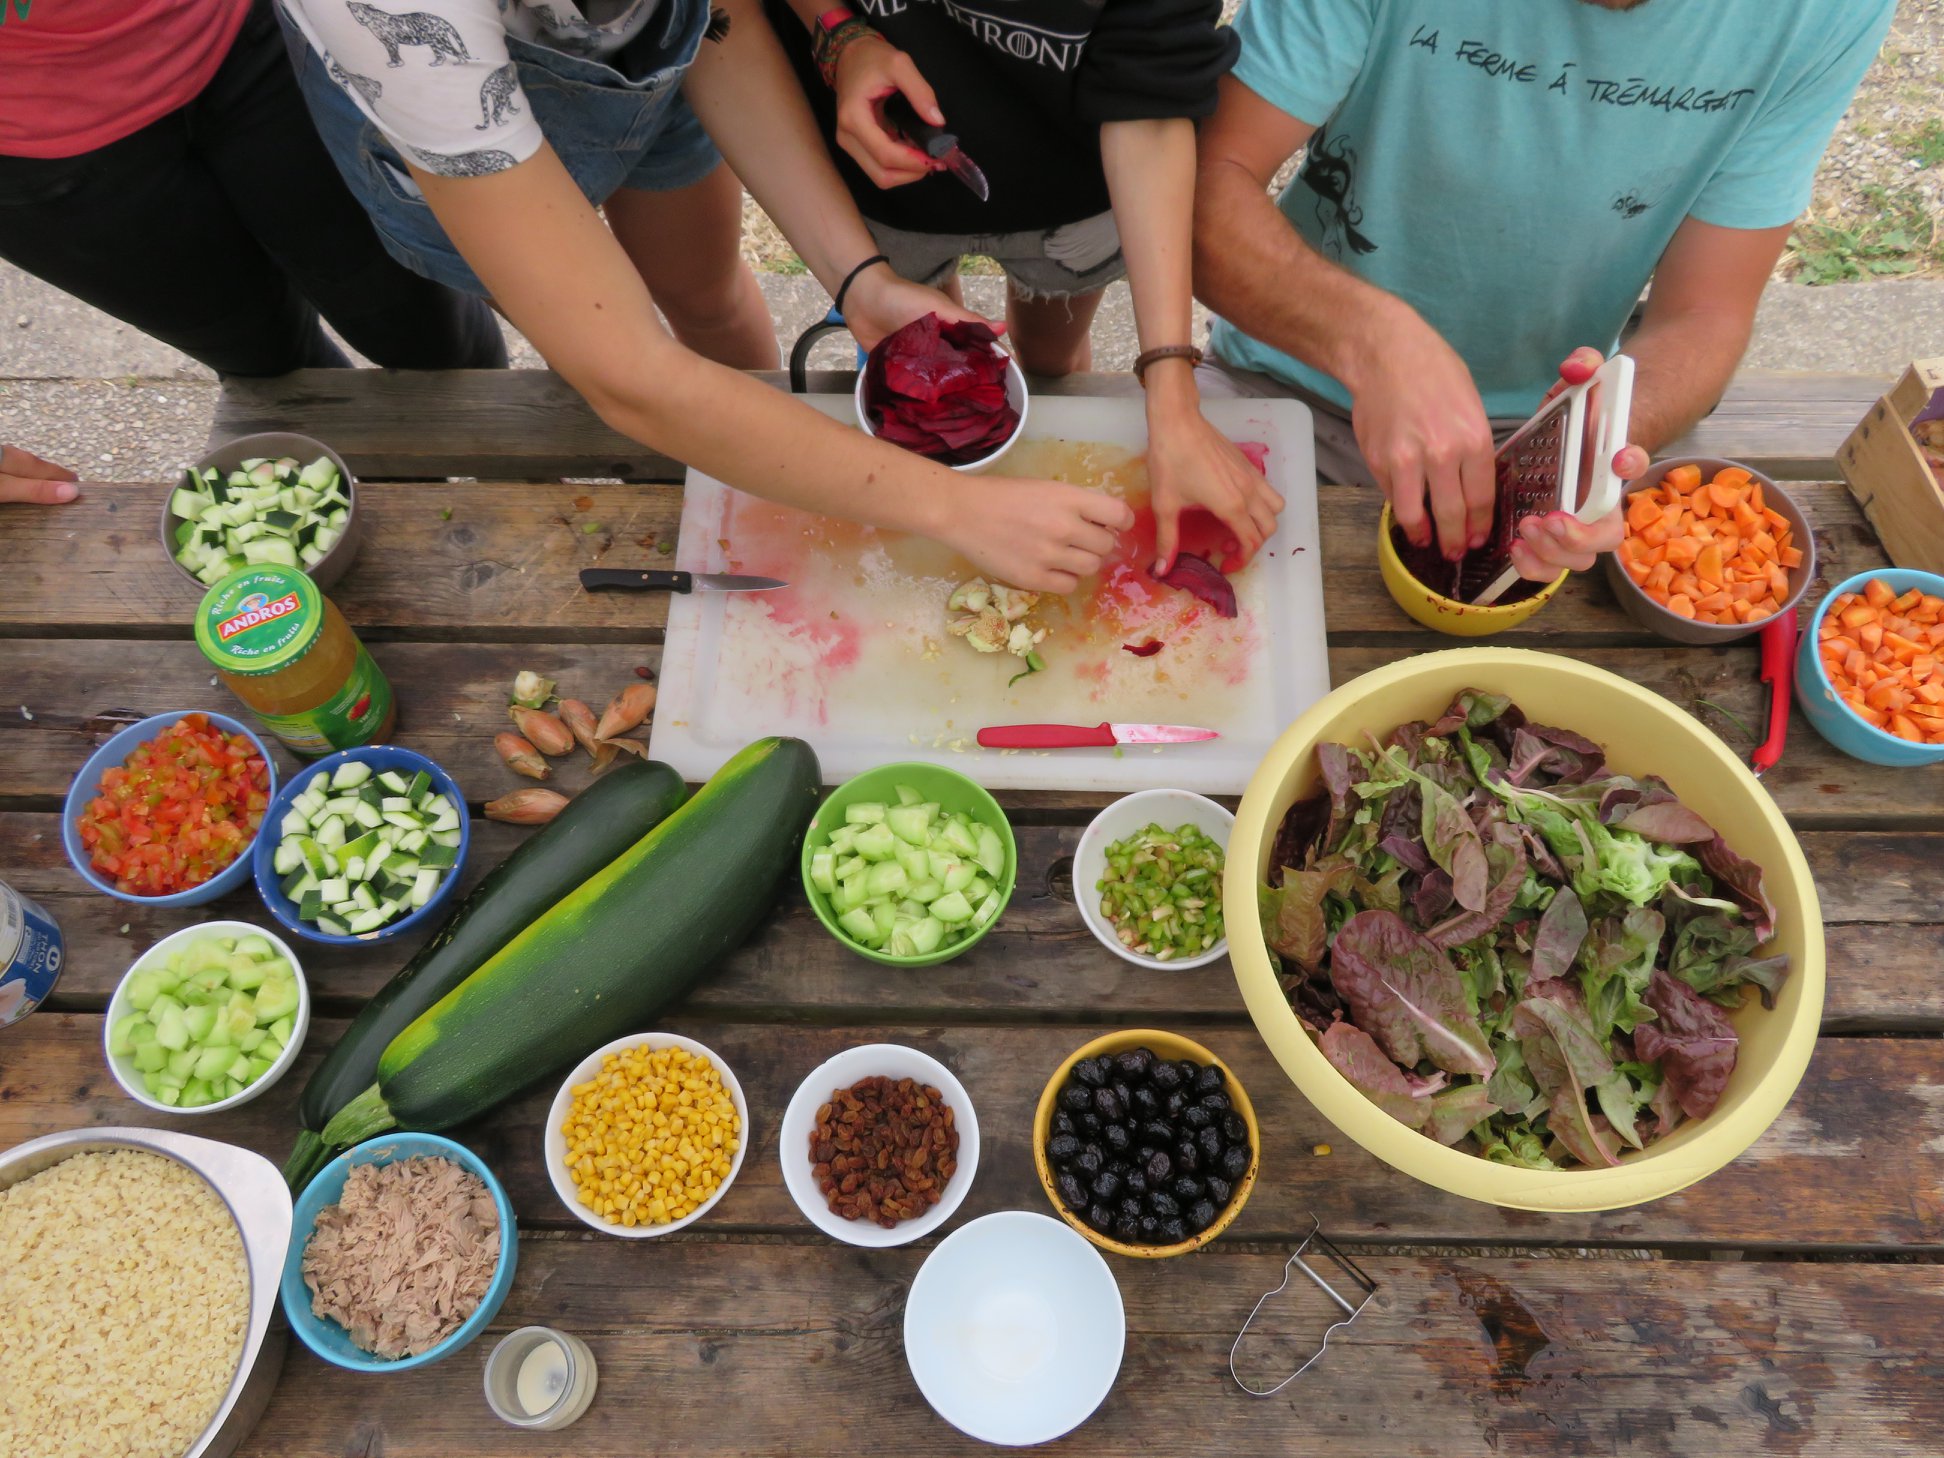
left=105, top=921, right=310, bottom=1114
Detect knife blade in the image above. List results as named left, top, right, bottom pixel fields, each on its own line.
left=975, top=722, right=1220, bottom=750
left=579, top=569, right=787, bottom=594
left=881, top=93, right=990, bottom=202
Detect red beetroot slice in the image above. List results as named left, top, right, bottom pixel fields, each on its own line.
left=1152, top=552, right=1238, bottom=618
left=863, top=312, right=1020, bottom=465
left=1123, top=639, right=1164, bottom=657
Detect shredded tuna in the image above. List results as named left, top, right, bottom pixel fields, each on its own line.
left=302, top=1155, right=500, bottom=1360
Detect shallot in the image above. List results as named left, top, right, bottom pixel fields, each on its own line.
left=494, top=732, right=550, bottom=780
left=508, top=705, right=574, bottom=757
left=595, top=682, right=656, bottom=741
left=485, top=788, right=569, bottom=824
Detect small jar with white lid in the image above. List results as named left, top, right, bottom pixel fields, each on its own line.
left=484, top=1326, right=598, bottom=1430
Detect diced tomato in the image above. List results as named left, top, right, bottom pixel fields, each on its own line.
left=75, top=713, right=271, bottom=896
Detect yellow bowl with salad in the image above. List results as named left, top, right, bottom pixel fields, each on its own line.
left=1225, top=647, right=1823, bottom=1212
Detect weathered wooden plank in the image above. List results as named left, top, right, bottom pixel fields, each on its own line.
left=241, top=1240, right=1944, bottom=1458
left=0, top=477, right=1889, bottom=644
left=8, top=1016, right=1941, bottom=1249
left=208, top=368, right=1885, bottom=482
left=8, top=809, right=1941, bottom=1031
left=5, top=566, right=1935, bottom=828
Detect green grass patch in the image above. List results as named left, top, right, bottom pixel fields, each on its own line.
left=1786, top=186, right=1942, bottom=285
left=1895, top=118, right=1944, bottom=170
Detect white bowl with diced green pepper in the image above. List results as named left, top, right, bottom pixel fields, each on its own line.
left=1072, top=789, right=1232, bottom=970
left=105, top=920, right=310, bottom=1113
left=253, top=749, right=468, bottom=944
left=164, top=431, right=360, bottom=589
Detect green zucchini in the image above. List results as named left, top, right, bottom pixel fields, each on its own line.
left=282, top=758, right=687, bottom=1189
left=316, top=737, right=820, bottom=1155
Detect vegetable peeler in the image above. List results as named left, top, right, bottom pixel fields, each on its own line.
left=1230, top=1216, right=1378, bottom=1397
left=1751, top=611, right=1799, bottom=777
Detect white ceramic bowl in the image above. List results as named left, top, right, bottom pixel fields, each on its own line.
left=904, top=1211, right=1125, bottom=1447
left=543, top=1032, right=750, bottom=1239
left=854, top=351, right=1030, bottom=473
left=1072, top=789, right=1235, bottom=971
left=779, top=1043, right=981, bottom=1248
left=104, top=921, right=310, bottom=1115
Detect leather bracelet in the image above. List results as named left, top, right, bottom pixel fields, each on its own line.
left=833, top=253, right=889, bottom=318
left=813, top=15, right=877, bottom=89
left=1133, top=344, right=1204, bottom=383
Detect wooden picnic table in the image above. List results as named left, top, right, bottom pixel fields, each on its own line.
left=3, top=366, right=1941, bottom=1456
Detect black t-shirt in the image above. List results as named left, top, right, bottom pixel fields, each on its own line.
left=765, top=0, right=1238, bottom=236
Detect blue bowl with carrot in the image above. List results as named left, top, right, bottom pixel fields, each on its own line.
left=1796, top=568, right=1944, bottom=767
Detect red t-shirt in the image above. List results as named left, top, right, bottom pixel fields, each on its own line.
left=0, top=0, right=253, bottom=158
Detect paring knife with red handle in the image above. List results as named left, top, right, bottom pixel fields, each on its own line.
left=976, top=723, right=1219, bottom=749
left=881, top=92, right=990, bottom=201
left=1750, top=611, right=1799, bottom=778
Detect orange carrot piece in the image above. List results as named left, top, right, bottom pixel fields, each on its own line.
left=1666, top=593, right=1696, bottom=619
left=1864, top=578, right=1897, bottom=609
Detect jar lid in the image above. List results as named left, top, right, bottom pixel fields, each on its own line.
left=194, top=566, right=324, bottom=676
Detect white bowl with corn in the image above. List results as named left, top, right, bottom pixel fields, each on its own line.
left=544, top=1032, right=749, bottom=1238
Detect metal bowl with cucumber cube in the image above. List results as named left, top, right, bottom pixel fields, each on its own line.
left=801, top=762, right=1017, bottom=967
left=163, top=431, right=361, bottom=590
left=253, top=745, right=470, bottom=946
left=105, top=920, right=310, bottom=1114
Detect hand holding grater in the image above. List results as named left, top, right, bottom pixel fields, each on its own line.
left=1468, top=353, right=1635, bottom=606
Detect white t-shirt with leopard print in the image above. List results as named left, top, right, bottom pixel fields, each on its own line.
left=280, top=0, right=660, bottom=177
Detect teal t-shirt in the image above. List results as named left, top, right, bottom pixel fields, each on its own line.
left=1210, top=0, right=1893, bottom=417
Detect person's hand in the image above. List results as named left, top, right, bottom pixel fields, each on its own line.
left=1506, top=346, right=1652, bottom=581
left=1143, top=369, right=1284, bottom=574
left=840, top=262, right=1002, bottom=352
left=0, top=444, right=79, bottom=505
left=831, top=34, right=944, bottom=189
left=942, top=476, right=1134, bottom=595
left=1347, top=308, right=1495, bottom=562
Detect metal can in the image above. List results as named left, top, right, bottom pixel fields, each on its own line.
left=0, top=880, right=65, bottom=1027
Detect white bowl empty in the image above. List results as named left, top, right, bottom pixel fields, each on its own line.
left=105, top=920, right=310, bottom=1115
left=1072, top=789, right=1235, bottom=970
left=779, top=1043, right=980, bottom=1248
left=543, top=1032, right=750, bottom=1239
left=854, top=350, right=1030, bottom=473
left=904, top=1211, right=1125, bottom=1446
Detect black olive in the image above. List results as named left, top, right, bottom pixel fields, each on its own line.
left=1193, top=1064, right=1225, bottom=1096
left=1052, top=1109, right=1076, bottom=1136
left=1108, top=1156, right=1134, bottom=1179
left=1187, top=1198, right=1218, bottom=1231
left=1149, top=1061, right=1183, bottom=1093
left=1113, top=1216, right=1142, bottom=1243
left=1148, top=1190, right=1180, bottom=1219
left=1129, top=1085, right=1162, bottom=1120
left=1124, top=1169, right=1148, bottom=1197
left=1111, top=1079, right=1134, bottom=1109
left=1087, top=1202, right=1115, bottom=1232
left=1118, top=1195, right=1144, bottom=1221
left=1159, top=1216, right=1189, bottom=1244
left=1175, top=1140, right=1201, bottom=1175
left=1142, top=1119, right=1174, bottom=1148
left=1200, top=1090, right=1232, bottom=1115
left=1221, top=1111, right=1248, bottom=1144
left=1061, top=1084, right=1092, bottom=1113
left=1146, top=1149, right=1173, bottom=1185
left=1182, top=1104, right=1213, bottom=1132
left=1176, top=1059, right=1200, bottom=1085
left=1205, top=1174, right=1233, bottom=1206
left=1172, top=1174, right=1205, bottom=1203
left=1057, top=1171, right=1088, bottom=1209
left=1198, top=1124, right=1224, bottom=1161
left=1091, top=1169, right=1122, bottom=1202
left=1074, top=1057, right=1109, bottom=1089
left=1221, top=1144, right=1251, bottom=1181
left=1075, top=1145, right=1103, bottom=1178
left=1093, top=1087, right=1123, bottom=1122
left=1079, top=1111, right=1102, bottom=1137
left=1164, top=1089, right=1189, bottom=1119
left=1047, top=1132, right=1081, bottom=1165
left=1137, top=1214, right=1162, bottom=1243
left=1104, top=1123, right=1133, bottom=1154
left=1115, top=1047, right=1155, bottom=1081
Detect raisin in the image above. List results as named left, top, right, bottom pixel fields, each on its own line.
left=1047, top=1132, right=1081, bottom=1165
left=1198, top=1124, right=1224, bottom=1161
left=1061, top=1083, right=1093, bottom=1113
left=1149, top=1061, right=1183, bottom=1094
left=1221, top=1144, right=1251, bottom=1181
left=1093, top=1087, right=1124, bottom=1122
left=1138, top=1214, right=1162, bottom=1243
left=1087, top=1202, right=1115, bottom=1232
left=1148, top=1190, right=1180, bottom=1219
left=1146, top=1149, right=1173, bottom=1185
left=1057, top=1171, right=1088, bottom=1209
left=1074, top=1058, right=1109, bottom=1089
left=1091, top=1168, right=1122, bottom=1201
left=1221, top=1111, right=1248, bottom=1144
left=1075, top=1145, right=1103, bottom=1177
left=1183, top=1104, right=1213, bottom=1132
left=1205, top=1174, right=1233, bottom=1207
left=1113, top=1216, right=1142, bottom=1244
left=1104, top=1122, right=1133, bottom=1154
left=1159, top=1217, right=1189, bottom=1244
left=1172, top=1174, right=1205, bottom=1203
left=1115, top=1048, right=1155, bottom=1081
left=1193, top=1064, right=1225, bottom=1096
left=1187, top=1198, right=1218, bottom=1232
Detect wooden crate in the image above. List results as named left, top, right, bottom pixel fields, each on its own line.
left=1837, top=357, right=1944, bottom=573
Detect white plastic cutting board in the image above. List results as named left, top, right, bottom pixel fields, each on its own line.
left=651, top=394, right=1327, bottom=793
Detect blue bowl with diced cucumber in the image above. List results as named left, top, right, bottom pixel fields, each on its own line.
left=254, top=745, right=469, bottom=945
left=105, top=920, right=310, bottom=1113
left=802, top=762, right=1016, bottom=966
left=164, top=431, right=360, bottom=590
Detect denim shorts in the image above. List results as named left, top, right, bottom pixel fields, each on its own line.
left=279, top=0, right=720, bottom=298
left=868, top=209, right=1126, bottom=302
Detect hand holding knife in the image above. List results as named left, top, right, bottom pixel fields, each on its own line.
left=880, top=91, right=989, bottom=201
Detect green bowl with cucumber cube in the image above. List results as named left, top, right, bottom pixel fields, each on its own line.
left=164, top=431, right=361, bottom=590
left=802, top=762, right=1017, bottom=966
left=105, top=919, right=310, bottom=1113
left=254, top=744, right=469, bottom=945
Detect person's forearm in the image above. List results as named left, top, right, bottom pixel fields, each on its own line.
left=1616, top=306, right=1753, bottom=455
left=1102, top=119, right=1197, bottom=356
left=1192, top=152, right=1418, bottom=396
left=682, top=0, right=880, bottom=292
